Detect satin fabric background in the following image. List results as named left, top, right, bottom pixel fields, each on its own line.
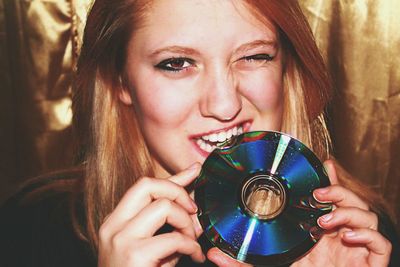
left=0, top=0, right=399, bottom=231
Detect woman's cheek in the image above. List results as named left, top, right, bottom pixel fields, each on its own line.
left=239, top=69, right=283, bottom=111
left=135, top=79, right=198, bottom=127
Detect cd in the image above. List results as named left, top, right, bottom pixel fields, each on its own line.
left=194, top=131, right=332, bottom=266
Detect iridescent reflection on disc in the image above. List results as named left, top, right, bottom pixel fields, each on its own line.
left=194, top=131, right=332, bottom=266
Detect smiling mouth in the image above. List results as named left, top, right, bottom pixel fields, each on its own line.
left=194, top=124, right=244, bottom=153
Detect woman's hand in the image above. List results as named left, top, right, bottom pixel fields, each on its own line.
left=291, top=160, right=392, bottom=267
left=97, top=163, right=206, bottom=267
left=207, top=160, right=392, bottom=267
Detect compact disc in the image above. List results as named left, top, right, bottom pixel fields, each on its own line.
left=194, top=131, right=332, bottom=266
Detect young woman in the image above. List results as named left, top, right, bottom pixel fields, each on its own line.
left=1, top=0, right=398, bottom=266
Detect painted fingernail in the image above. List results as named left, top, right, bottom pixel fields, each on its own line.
left=343, top=231, right=356, bottom=238
left=320, top=213, right=333, bottom=223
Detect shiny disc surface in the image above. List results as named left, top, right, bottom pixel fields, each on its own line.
left=194, top=131, right=332, bottom=266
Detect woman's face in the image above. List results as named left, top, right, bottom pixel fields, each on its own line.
left=123, top=0, right=284, bottom=177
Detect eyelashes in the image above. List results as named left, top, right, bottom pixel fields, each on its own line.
left=155, top=57, right=195, bottom=72
left=235, top=53, right=274, bottom=70
left=240, top=53, right=274, bottom=62
left=154, top=54, right=275, bottom=73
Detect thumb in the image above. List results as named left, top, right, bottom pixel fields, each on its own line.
left=169, top=162, right=201, bottom=187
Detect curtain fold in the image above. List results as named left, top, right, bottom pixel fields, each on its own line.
left=301, top=0, right=400, bottom=225
left=0, top=0, right=92, bottom=201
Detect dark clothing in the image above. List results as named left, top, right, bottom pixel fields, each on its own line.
left=1, top=180, right=399, bottom=267
left=0, top=178, right=216, bottom=267
left=0, top=190, right=95, bottom=267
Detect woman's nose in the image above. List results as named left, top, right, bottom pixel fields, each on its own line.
left=200, top=69, right=242, bottom=121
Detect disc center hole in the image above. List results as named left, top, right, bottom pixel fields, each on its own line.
left=241, top=175, right=286, bottom=220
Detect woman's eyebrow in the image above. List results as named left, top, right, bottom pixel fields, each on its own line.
left=235, top=39, right=278, bottom=53
left=149, top=46, right=200, bottom=57
left=147, top=40, right=277, bottom=58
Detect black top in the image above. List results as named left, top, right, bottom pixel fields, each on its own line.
left=1, top=180, right=399, bottom=267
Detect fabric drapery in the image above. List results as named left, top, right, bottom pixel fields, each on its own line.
left=302, top=0, right=400, bottom=224
left=0, top=0, right=399, bottom=229
left=0, top=0, right=92, bottom=200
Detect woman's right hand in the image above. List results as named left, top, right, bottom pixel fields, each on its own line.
left=97, top=163, right=206, bottom=267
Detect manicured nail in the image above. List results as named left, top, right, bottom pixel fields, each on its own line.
left=343, top=231, right=356, bottom=238
left=320, top=213, right=333, bottom=223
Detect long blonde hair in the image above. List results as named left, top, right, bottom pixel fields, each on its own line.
left=72, top=0, right=389, bottom=251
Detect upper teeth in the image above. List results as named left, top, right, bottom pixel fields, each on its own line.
left=196, top=125, right=243, bottom=153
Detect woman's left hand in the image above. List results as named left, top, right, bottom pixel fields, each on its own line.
left=207, top=160, right=392, bottom=267
left=291, top=159, right=392, bottom=267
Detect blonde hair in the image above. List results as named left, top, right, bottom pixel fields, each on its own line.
left=71, top=0, right=390, bottom=251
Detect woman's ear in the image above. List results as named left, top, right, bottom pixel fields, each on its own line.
left=119, top=89, right=133, bottom=105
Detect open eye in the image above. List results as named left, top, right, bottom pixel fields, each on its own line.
left=155, top=57, right=195, bottom=72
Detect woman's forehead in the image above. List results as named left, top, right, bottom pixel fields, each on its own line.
left=130, top=0, right=278, bottom=54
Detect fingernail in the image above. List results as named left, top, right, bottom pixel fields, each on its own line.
left=312, top=191, right=321, bottom=201
left=192, top=215, right=203, bottom=237
left=195, top=221, right=203, bottom=237
left=313, top=188, right=329, bottom=202
left=315, top=187, right=329, bottom=194
left=343, top=231, right=356, bottom=238
left=323, top=161, right=332, bottom=170
left=191, top=199, right=198, bottom=212
left=313, top=191, right=332, bottom=204
left=188, top=162, right=200, bottom=170
left=320, top=213, right=333, bottom=223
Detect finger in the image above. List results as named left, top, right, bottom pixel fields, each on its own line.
left=323, top=160, right=339, bottom=185
left=122, top=163, right=200, bottom=216
left=313, top=185, right=369, bottom=210
left=144, top=232, right=206, bottom=263
left=207, top=247, right=251, bottom=267
left=169, top=162, right=201, bottom=186
left=118, top=198, right=196, bottom=239
left=106, top=176, right=197, bottom=230
left=342, top=229, right=392, bottom=267
left=191, top=214, right=204, bottom=238
left=317, top=207, right=378, bottom=230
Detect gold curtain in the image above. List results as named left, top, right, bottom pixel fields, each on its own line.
left=0, top=0, right=399, bottom=229
left=300, top=0, right=400, bottom=226
left=0, top=0, right=92, bottom=201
